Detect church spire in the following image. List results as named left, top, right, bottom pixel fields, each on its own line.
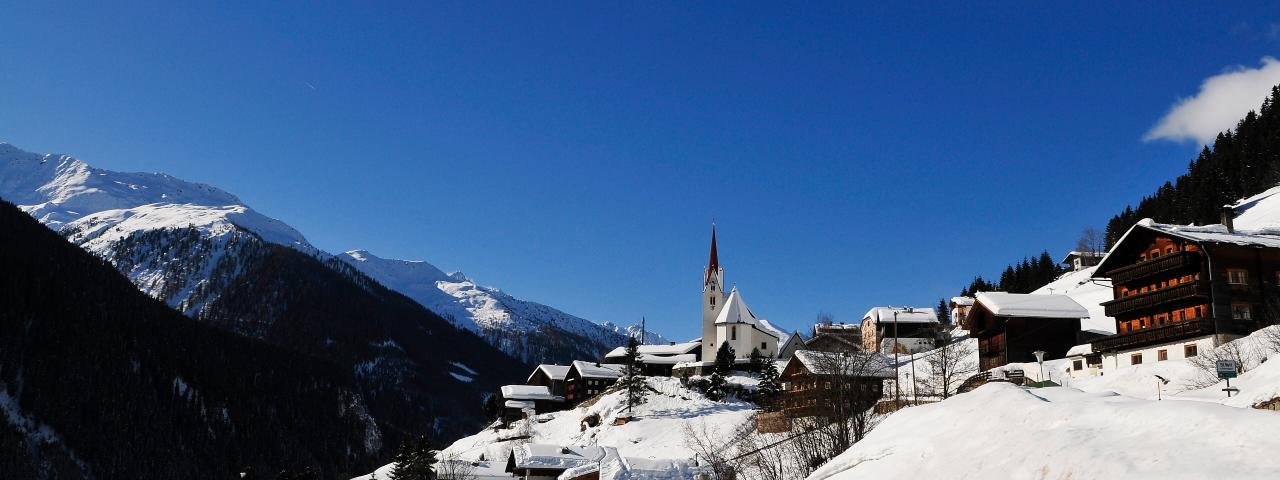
left=707, top=225, right=719, bottom=275
left=704, top=225, right=723, bottom=291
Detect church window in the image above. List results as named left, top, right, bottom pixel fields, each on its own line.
left=731, top=326, right=737, bottom=341
left=710, top=297, right=716, bottom=306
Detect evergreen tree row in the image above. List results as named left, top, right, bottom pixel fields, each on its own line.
left=1105, top=85, right=1280, bottom=245
left=957, top=251, right=1065, bottom=297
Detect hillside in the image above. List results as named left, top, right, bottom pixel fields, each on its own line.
left=0, top=199, right=382, bottom=478
left=0, top=142, right=657, bottom=365
left=340, top=250, right=667, bottom=364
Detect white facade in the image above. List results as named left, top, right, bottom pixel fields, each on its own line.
left=698, top=228, right=779, bottom=361
left=1098, top=335, right=1232, bottom=371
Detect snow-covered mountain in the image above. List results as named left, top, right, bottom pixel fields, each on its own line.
left=339, top=250, right=668, bottom=363
left=0, top=141, right=660, bottom=363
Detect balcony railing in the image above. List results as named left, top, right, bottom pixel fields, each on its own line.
left=1092, top=318, right=1256, bottom=352
left=1101, top=282, right=1209, bottom=317
left=1103, top=251, right=1200, bottom=285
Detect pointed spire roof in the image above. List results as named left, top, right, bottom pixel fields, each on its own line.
left=707, top=225, right=719, bottom=274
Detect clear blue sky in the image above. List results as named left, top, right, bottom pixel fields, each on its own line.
left=3, top=2, right=1279, bottom=340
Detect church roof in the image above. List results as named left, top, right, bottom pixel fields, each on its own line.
left=704, top=226, right=720, bottom=285
left=714, top=288, right=780, bottom=340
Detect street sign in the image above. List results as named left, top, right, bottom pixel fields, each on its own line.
left=1216, top=360, right=1239, bottom=379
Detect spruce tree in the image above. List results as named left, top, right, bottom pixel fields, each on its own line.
left=705, top=371, right=727, bottom=401
left=748, top=347, right=766, bottom=373
left=619, top=336, right=647, bottom=413
left=714, top=341, right=736, bottom=375
left=756, top=359, right=782, bottom=410
left=389, top=434, right=437, bottom=480
left=936, top=298, right=950, bottom=325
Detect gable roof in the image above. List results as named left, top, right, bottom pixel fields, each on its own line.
left=790, top=350, right=894, bottom=378
left=1094, top=218, right=1280, bottom=276
left=570, top=360, right=624, bottom=379
left=974, top=292, right=1089, bottom=319
left=527, top=364, right=571, bottom=383
left=603, top=341, right=701, bottom=359
left=510, top=444, right=607, bottom=472
left=500, top=384, right=564, bottom=402
left=862, top=307, right=939, bottom=325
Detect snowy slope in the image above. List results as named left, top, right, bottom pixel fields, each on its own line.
left=353, top=376, right=758, bottom=479
left=808, top=382, right=1280, bottom=480
left=1233, top=183, right=1280, bottom=230
left=1031, top=266, right=1116, bottom=334
left=339, top=250, right=667, bottom=363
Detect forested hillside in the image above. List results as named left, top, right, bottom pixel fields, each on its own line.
left=1105, top=85, right=1280, bottom=245
left=0, top=199, right=381, bottom=479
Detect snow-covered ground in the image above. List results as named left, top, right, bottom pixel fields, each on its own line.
left=353, top=376, right=759, bottom=479
left=1031, top=266, right=1115, bottom=334
left=808, top=381, right=1280, bottom=480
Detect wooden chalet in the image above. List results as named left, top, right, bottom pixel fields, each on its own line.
left=779, top=350, right=893, bottom=419
left=1090, top=217, right=1280, bottom=368
left=498, top=385, right=564, bottom=426
left=526, top=364, right=571, bottom=397
left=802, top=332, right=861, bottom=353
left=602, top=340, right=701, bottom=376
left=505, top=444, right=605, bottom=480
left=564, top=361, right=623, bottom=406
left=968, top=292, right=1088, bottom=371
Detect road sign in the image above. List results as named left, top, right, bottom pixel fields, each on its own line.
left=1217, top=360, right=1239, bottom=379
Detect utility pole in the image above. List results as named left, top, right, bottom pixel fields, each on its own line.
left=893, top=309, right=900, bottom=404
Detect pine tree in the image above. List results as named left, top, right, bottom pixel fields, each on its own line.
left=714, top=341, right=736, bottom=375
left=705, top=371, right=727, bottom=401
left=936, top=298, right=950, bottom=325
left=389, top=434, right=437, bottom=480
left=618, top=336, right=647, bottom=413
left=748, top=347, right=767, bottom=373
left=756, top=359, right=782, bottom=410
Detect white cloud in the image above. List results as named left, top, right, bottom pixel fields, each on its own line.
left=1144, top=57, right=1280, bottom=144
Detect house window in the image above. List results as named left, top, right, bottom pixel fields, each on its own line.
left=1158, top=350, right=1168, bottom=361
left=1073, top=360, right=1083, bottom=371
left=1150, top=249, right=1161, bottom=258
left=1185, top=344, right=1198, bottom=357
left=1227, top=269, right=1249, bottom=285
left=731, top=326, right=737, bottom=341
left=1172, top=310, right=1181, bottom=322
left=761, top=342, right=767, bottom=350
left=1166, top=246, right=1175, bottom=254
left=1131, top=353, right=1143, bottom=365
left=1232, top=304, right=1252, bottom=320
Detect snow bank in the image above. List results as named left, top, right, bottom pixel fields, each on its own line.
left=809, top=382, right=1280, bottom=480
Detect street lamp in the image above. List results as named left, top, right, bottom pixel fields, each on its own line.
left=1032, top=350, right=1046, bottom=388
left=1154, top=375, right=1170, bottom=401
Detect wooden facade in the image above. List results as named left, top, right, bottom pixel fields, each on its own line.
left=968, top=300, right=1083, bottom=372
left=778, top=352, right=889, bottom=419
left=563, top=361, right=622, bottom=406
left=526, top=364, right=569, bottom=397
left=1092, top=222, right=1280, bottom=354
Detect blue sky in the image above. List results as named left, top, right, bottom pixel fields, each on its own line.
left=3, top=2, right=1280, bottom=340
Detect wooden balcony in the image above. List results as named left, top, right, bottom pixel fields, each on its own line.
left=1092, top=318, right=1256, bottom=352
left=1101, top=282, right=1208, bottom=317
left=1103, top=251, right=1200, bottom=284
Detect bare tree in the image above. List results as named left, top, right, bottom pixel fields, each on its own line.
left=436, top=451, right=478, bottom=480
left=922, top=339, right=977, bottom=399
left=683, top=420, right=739, bottom=479
left=1187, top=338, right=1261, bottom=388
left=798, top=351, right=889, bottom=458
left=1077, top=226, right=1105, bottom=254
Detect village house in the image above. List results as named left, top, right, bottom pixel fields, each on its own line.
left=498, top=385, right=565, bottom=426
left=526, top=364, right=571, bottom=397
left=967, top=292, right=1089, bottom=371
left=1064, top=343, right=1103, bottom=379
left=776, top=331, right=806, bottom=359
left=1089, top=216, right=1280, bottom=370
left=602, top=340, right=701, bottom=376
left=778, top=350, right=893, bottom=419
left=1062, top=250, right=1105, bottom=272
left=950, top=296, right=975, bottom=328
left=563, top=360, right=623, bottom=406
left=803, top=332, right=861, bottom=353
left=860, top=307, right=939, bottom=354
left=505, top=444, right=606, bottom=480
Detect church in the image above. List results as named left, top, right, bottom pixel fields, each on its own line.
left=698, top=227, right=782, bottom=362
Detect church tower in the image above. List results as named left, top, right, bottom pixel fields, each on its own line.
left=701, top=226, right=726, bottom=361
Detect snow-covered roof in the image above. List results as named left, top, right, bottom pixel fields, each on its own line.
left=571, top=361, right=624, bottom=379
left=1096, top=218, right=1280, bottom=276
left=1065, top=344, right=1094, bottom=357
left=500, top=385, right=564, bottom=402
left=862, top=307, right=939, bottom=325
left=603, top=341, right=701, bottom=359
left=511, top=444, right=607, bottom=471
left=637, top=353, right=697, bottom=365
left=792, top=350, right=895, bottom=378
left=504, top=399, right=535, bottom=409
left=713, top=288, right=780, bottom=340
left=1234, top=184, right=1280, bottom=231
left=556, top=447, right=707, bottom=480
left=974, top=292, right=1088, bottom=319
left=758, top=319, right=790, bottom=345
left=1060, top=251, right=1105, bottom=263
left=527, top=364, right=571, bottom=383
left=950, top=296, right=974, bottom=306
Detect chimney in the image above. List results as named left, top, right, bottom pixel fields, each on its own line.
left=1222, top=205, right=1235, bottom=233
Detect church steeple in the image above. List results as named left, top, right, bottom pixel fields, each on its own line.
left=705, top=226, right=719, bottom=284
left=701, top=225, right=727, bottom=361
left=703, top=226, right=724, bottom=292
